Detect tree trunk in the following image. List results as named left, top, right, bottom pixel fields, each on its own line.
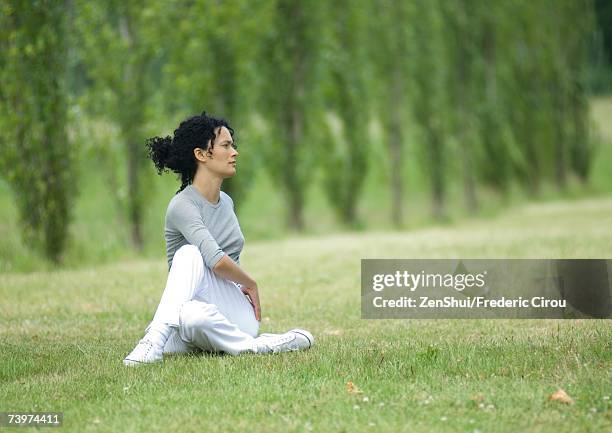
left=119, top=13, right=144, bottom=251
left=289, top=188, right=304, bottom=231
left=570, top=81, right=590, bottom=183
left=388, top=119, right=404, bottom=227
left=523, top=91, right=540, bottom=197
left=461, top=136, right=478, bottom=213
left=388, top=66, right=404, bottom=227
left=455, top=0, right=478, bottom=213
left=457, top=86, right=478, bottom=212
left=430, top=131, right=445, bottom=220
left=554, top=84, right=568, bottom=191
left=283, top=91, right=305, bottom=230
left=285, top=16, right=306, bottom=231
left=127, top=136, right=143, bottom=251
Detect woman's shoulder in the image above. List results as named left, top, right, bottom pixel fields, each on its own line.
left=166, top=187, right=200, bottom=214
left=220, top=190, right=234, bottom=207
left=167, top=187, right=232, bottom=213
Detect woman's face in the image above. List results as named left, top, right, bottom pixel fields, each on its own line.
left=198, top=126, right=238, bottom=178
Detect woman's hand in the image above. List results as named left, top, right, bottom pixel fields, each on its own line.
left=240, top=284, right=261, bottom=322
left=212, top=254, right=262, bottom=321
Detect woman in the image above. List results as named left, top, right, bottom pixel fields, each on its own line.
left=123, top=112, right=313, bottom=365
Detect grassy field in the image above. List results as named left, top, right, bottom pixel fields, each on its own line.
left=1, top=196, right=611, bottom=432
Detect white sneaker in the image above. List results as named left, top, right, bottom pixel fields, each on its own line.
left=254, top=329, right=314, bottom=354
left=123, top=339, right=164, bottom=366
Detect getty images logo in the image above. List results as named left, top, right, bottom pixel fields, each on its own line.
left=371, top=261, right=487, bottom=292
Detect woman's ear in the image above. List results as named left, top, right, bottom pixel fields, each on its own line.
left=194, top=146, right=209, bottom=163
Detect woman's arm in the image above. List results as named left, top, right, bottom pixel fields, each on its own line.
left=167, top=198, right=226, bottom=269
left=167, top=197, right=261, bottom=320
left=213, top=254, right=256, bottom=287
left=213, top=255, right=261, bottom=321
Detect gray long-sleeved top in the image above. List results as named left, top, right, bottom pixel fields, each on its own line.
left=164, top=184, right=245, bottom=270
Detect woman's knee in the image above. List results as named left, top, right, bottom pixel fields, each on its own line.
left=175, top=244, right=200, bottom=259
left=173, top=244, right=203, bottom=268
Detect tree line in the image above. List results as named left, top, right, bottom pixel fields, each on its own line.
left=0, top=0, right=605, bottom=263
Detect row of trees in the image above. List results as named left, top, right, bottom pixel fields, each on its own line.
left=0, top=0, right=603, bottom=262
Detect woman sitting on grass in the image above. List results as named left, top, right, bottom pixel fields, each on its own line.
left=123, top=111, right=313, bottom=365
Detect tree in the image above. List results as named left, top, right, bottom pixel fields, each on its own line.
left=320, top=0, right=371, bottom=226
left=0, top=0, right=75, bottom=263
left=74, top=0, right=160, bottom=250
left=506, top=2, right=548, bottom=196
left=410, top=0, right=448, bottom=219
left=442, top=0, right=479, bottom=212
left=371, top=0, right=413, bottom=227
left=474, top=1, right=515, bottom=194
left=565, top=0, right=596, bottom=182
left=257, top=0, right=324, bottom=230
left=158, top=0, right=272, bottom=209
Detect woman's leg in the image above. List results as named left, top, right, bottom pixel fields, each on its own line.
left=150, top=244, right=206, bottom=328
left=177, top=250, right=260, bottom=355
left=125, top=244, right=313, bottom=365
left=178, top=265, right=315, bottom=356
left=178, top=300, right=258, bottom=355
left=178, top=297, right=314, bottom=356
left=124, top=244, right=206, bottom=364
left=125, top=244, right=259, bottom=364
left=152, top=244, right=259, bottom=354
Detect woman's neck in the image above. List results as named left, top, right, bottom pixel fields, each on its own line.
left=191, top=170, right=223, bottom=204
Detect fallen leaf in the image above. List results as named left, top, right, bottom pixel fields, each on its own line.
left=549, top=389, right=574, bottom=404
left=346, top=381, right=362, bottom=394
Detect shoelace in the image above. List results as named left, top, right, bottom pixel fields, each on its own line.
left=134, top=340, right=154, bottom=357
left=260, top=333, right=296, bottom=353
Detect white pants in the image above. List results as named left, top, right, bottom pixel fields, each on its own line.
left=148, top=244, right=260, bottom=356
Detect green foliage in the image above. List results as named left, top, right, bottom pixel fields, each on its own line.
left=156, top=0, right=274, bottom=208
left=0, top=0, right=75, bottom=263
left=441, top=0, right=481, bottom=211
left=370, top=0, right=413, bottom=226
left=410, top=0, right=448, bottom=219
left=564, top=0, right=597, bottom=182
left=0, top=0, right=606, bottom=268
left=320, top=0, right=372, bottom=227
left=473, top=1, right=515, bottom=193
left=257, top=0, right=326, bottom=230
left=497, top=0, right=597, bottom=194
left=73, top=0, right=163, bottom=249
left=590, top=0, right=612, bottom=92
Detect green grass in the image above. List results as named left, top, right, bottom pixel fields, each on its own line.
left=1, top=196, right=611, bottom=432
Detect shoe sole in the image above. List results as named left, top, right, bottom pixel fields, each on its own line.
left=123, top=357, right=162, bottom=366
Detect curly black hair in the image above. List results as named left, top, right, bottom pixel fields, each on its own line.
left=146, top=111, right=235, bottom=193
